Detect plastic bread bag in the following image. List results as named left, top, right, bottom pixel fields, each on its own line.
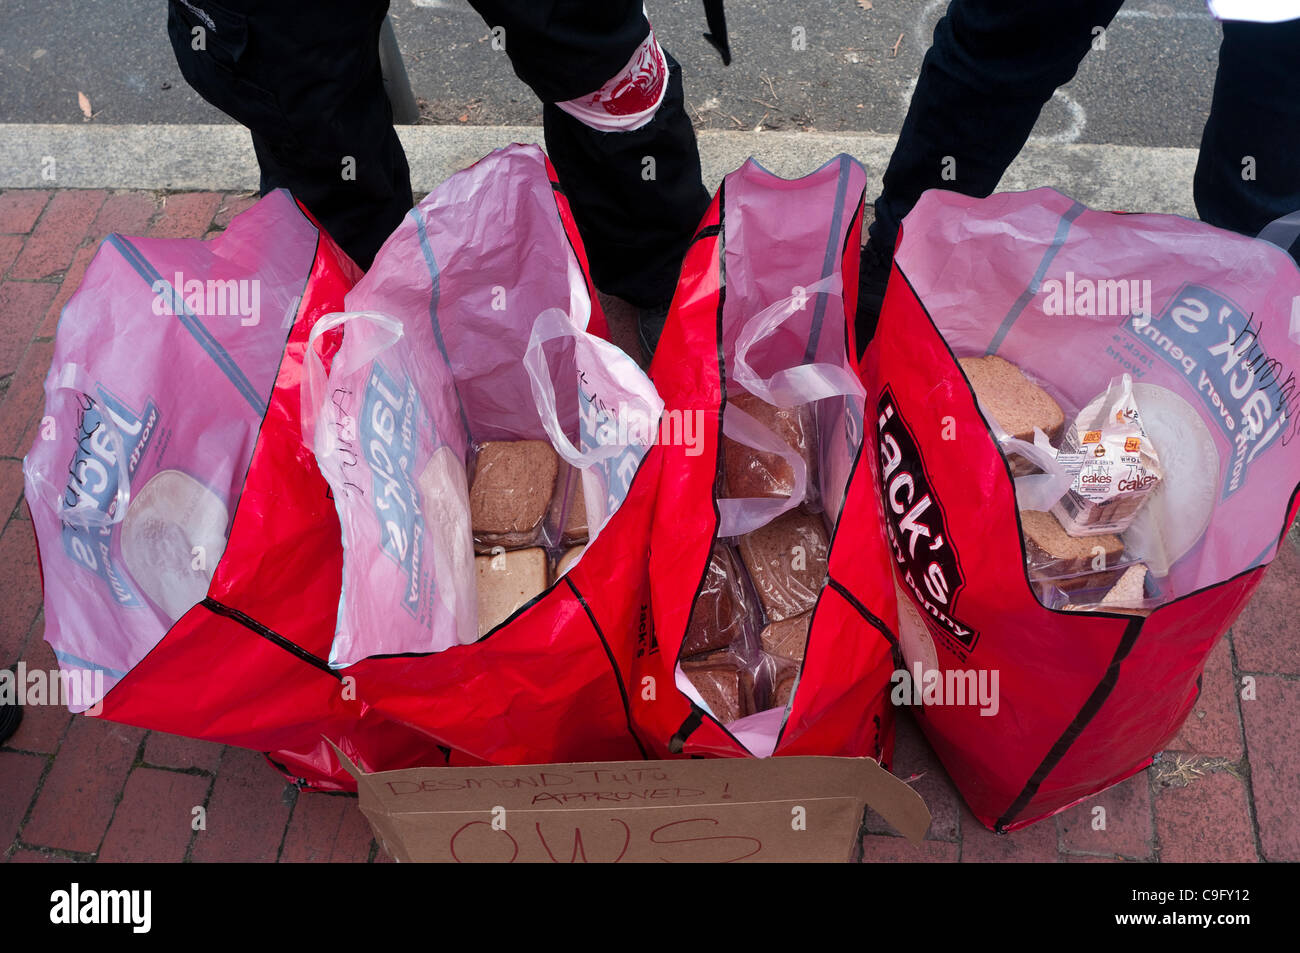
left=1051, top=373, right=1163, bottom=537
left=468, top=438, right=560, bottom=553
left=679, top=650, right=757, bottom=726
left=967, top=386, right=1074, bottom=513
left=545, top=461, right=590, bottom=550
left=677, top=562, right=763, bottom=721
left=735, top=508, right=831, bottom=623
left=717, top=274, right=868, bottom=537
left=721, top=388, right=819, bottom=506
left=760, top=653, right=801, bottom=712
left=1043, top=562, right=1163, bottom=617
left=726, top=648, right=799, bottom=757
left=716, top=398, right=809, bottom=538
left=552, top=542, right=586, bottom=580
left=1019, top=507, right=1147, bottom=595
left=750, top=610, right=811, bottom=713
left=681, top=542, right=758, bottom=658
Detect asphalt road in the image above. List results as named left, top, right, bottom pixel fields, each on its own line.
left=0, top=0, right=1222, bottom=147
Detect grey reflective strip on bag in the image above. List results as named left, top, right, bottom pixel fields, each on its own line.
left=1257, top=208, right=1300, bottom=253
left=986, top=201, right=1088, bottom=357
left=108, top=234, right=267, bottom=414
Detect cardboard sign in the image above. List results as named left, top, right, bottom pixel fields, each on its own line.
left=337, top=749, right=930, bottom=863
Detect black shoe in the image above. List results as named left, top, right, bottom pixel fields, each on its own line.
left=0, top=675, right=21, bottom=745
left=636, top=300, right=673, bottom=363
left=855, top=238, right=893, bottom=359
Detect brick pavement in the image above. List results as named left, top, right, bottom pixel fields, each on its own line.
left=0, top=188, right=1295, bottom=862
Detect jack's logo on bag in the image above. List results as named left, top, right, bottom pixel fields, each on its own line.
left=361, top=361, right=428, bottom=616
left=61, top=389, right=158, bottom=607
left=1129, top=283, right=1298, bottom=498
left=875, top=387, right=979, bottom=659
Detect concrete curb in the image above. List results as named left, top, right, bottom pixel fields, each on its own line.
left=0, top=123, right=1199, bottom=217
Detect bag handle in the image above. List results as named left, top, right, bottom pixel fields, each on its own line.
left=523, top=276, right=664, bottom=469
left=731, top=274, right=867, bottom=407
left=1007, top=429, right=1073, bottom=512
left=301, top=310, right=405, bottom=453
left=716, top=273, right=865, bottom=536
left=24, top=362, right=133, bottom=529
left=975, top=395, right=1073, bottom=512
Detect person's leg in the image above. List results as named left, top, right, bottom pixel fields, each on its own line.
left=468, top=1, right=710, bottom=349
left=859, top=0, right=1123, bottom=346
left=1194, top=17, right=1300, bottom=260
left=870, top=0, right=1125, bottom=251
left=167, top=0, right=410, bottom=268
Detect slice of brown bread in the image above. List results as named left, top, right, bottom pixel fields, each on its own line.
left=1100, top=563, right=1148, bottom=608
left=737, top=509, right=829, bottom=622
left=958, top=355, right=1065, bottom=446
left=470, top=440, right=559, bottom=541
left=474, top=547, right=548, bottom=637
left=1022, top=509, right=1124, bottom=593
left=760, top=613, right=810, bottom=663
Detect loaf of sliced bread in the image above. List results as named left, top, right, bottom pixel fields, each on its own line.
left=1021, top=509, right=1124, bottom=591
left=474, top=547, right=548, bottom=636
left=723, top=390, right=817, bottom=501
left=770, top=667, right=797, bottom=709
left=737, top=510, right=829, bottom=622
left=470, top=440, right=559, bottom=549
left=683, top=544, right=750, bottom=658
left=760, top=612, right=810, bottom=663
left=682, top=652, right=753, bottom=724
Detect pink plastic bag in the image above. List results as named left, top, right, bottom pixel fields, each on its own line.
left=305, top=143, right=663, bottom=670
left=23, top=190, right=319, bottom=700
left=897, top=188, right=1300, bottom=603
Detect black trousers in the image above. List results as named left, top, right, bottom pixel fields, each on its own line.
left=869, top=1, right=1300, bottom=258
left=167, top=0, right=708, bottom=305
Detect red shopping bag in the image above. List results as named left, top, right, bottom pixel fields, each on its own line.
left=632, top=156, right=900, bottom=763
left=310, top=145, right=657, bottom=765
left=24, top=191, right=443, bottom=790
left=864, top=187, right=1300, bottom=829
